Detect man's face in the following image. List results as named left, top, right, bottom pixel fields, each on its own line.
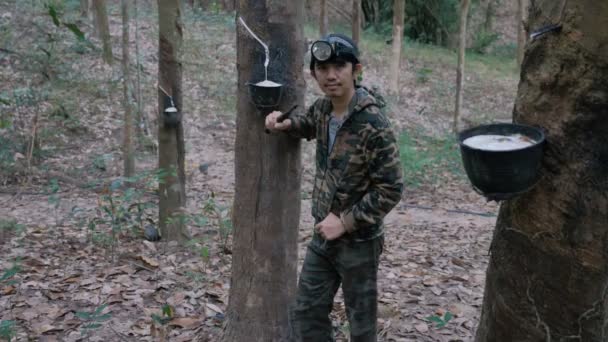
left=313, top=60, right=361, bottom=99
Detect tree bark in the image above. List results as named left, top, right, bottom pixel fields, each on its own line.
left=517, top=0, right=527, bottom=67
left=352, top=0, right=362, bottom=44
left=328, top=0, right=353, bottom=23
left=373, top=0, right=380, bottom=27
left=475, top=1, right=608, bottom=341
left=80, top=0, right=89, bottom=18
left=388, top=0, right=405, bottom=95
left=121, top=0, right=135, bottom=177
left=134, top=0, right=147, bottom=142
left=93, top=0, right=113, bottom=65
left=222, top=0, right=235, bottom=12
left=453, top=0, right=470, bottom=133
left=320, top=0, right=328, bottom=36
left=483, top=0, right=495, bottom=32
left=222, top=1, right=305, bottom=341
left=157, top=0, right=187, bottom=241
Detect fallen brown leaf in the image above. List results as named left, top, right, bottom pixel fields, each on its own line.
left=140, top=255, right=160, bottom=268
left=169, top=317, right=202, bottom=329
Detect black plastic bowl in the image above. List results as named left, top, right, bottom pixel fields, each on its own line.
left=459, top=123, right=545, bottom=199
left=247, top=81, right=283, bottom=109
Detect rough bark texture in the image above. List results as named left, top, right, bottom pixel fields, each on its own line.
left=475, top=1, right=608, bottom=341
left=454, top=0, right=470, bottom=133
left=222, top=1, right=305, bottom=341
left=352, top=0, right=361, bottom=44
left=80, top=0, right=89, bottom=18
left=222, top=0, right=235, bottom=11
left=320, top=0, right=328, bottom=36
left=121, top=0, right=135, bottom=177
left=157, top=0, right=187, bottom=241
left=483, top=0, right=495, bottom=32
left=517, top=0, right=527, bottom=67
left=388, top=0, right=405, bottom=94
left=373, top=0, right=380, bottom=27
left=93, top=0, right=112, bottom=65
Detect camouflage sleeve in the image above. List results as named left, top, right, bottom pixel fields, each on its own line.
left=340, top=126, right=404, bottom=232
left=286, top=100, right=317, bottom=140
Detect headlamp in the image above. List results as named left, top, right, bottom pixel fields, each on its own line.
left=311, top=36, right=358, bottom=63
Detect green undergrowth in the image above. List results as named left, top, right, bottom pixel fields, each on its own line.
left=398, top=128, right=465, bottom=188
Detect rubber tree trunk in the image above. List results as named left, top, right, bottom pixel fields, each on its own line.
left=453, top=0, right=470, bottom=133
left=352, top=0, right=362, bottom=44
left=320, top=0, right=328, bottom=36
left=222, top=1, right=305, bottom=341
left=121, top=0, right=135, bottom=177
left=388, top=0, right=405, bottom=95
left=93, top=0, right=113, bottom=65
left=475, top=1, right=608, bottom=341
left=157, top=0, right=187, bottom=241
left=517, top=0, right=527, bottom=67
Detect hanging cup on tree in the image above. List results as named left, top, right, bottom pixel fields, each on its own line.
left=162, top=94, right=181, bottom=127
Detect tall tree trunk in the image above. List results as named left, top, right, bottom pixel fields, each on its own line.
left=483, top=0, right=495, bottom=32
left=352, top=0, right=362, bottom=44
left=373, top=0, right=380, bottom=28
left=388, top=0, right=405, bottom=95
left=121, top=0, right=135, bottom=177
left=134, top=0, right=147, bottom=143
left=328, top=0, right=353, bottom=23
left=222, top=1, right=304, bottom=341
left=320, top=0, right=328, bottom=36
left=222, top=0, right=235, bottom=11
left=93, top=0, right=113, bottom=65
left=80, top=0, right=89, bottom=17
left=157, top=0, right=187, bottom=241
left=475, top=1, right=608, bottom=341
left=517, top=0, right=527, bottom=67
left=453, top=0, right=470, bottom=133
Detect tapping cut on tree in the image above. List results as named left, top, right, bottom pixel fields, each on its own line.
left=157, top=0, right=187, bottom=242
left=222, top=1, right=305, bottom=341
left=475, top=1, right=608, bottom=341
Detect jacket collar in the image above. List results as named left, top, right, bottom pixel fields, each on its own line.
left=324, top=87, right=377, bottom=121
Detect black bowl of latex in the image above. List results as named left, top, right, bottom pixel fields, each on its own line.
left=248, top=80, right=283, bottom=109
left=459, top=123, right=545, bottom=200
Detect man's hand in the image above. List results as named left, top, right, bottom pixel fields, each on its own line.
left=315, top=213, right=346, bottom=240
left=265, top=111, right=292, bottom=132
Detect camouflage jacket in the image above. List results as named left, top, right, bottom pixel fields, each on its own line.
left=288, top=87, right=404, bottom=241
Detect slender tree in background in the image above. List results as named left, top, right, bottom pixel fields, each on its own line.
left=320, top=0, right=328, bottom=36
left=121, top=0, right=134, bottom=177
left=475, top=1, right=608, bottom=341
left=453, top=0, right=470, bottom=133
left=222, top=1, right=305, bottom=340
left=517, top=0, right=527, bottom=66
left=374, top=0, right=380, bottom=26
left=80, top=0, right=89, bottom=18
left=222, top=0, right=235, bottom=11
left=352, top=0, right=362, bottom=44
left=483, top=0, right=496, bottom=32
left=388, top=0, right=405, bottom=95
left=157, top=0, right=187, bottom=241
left=134, top=0, right=146, bottom=142
left=93, top=0, right=113, bottom=65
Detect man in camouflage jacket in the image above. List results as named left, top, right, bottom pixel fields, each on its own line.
left=265, top=33, right=403, bottom=342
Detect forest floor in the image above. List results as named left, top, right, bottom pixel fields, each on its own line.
left=0, top=2, right=519, bottom=341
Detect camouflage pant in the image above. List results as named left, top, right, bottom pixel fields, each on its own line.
left=291, top=233, right=383, bottom=342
